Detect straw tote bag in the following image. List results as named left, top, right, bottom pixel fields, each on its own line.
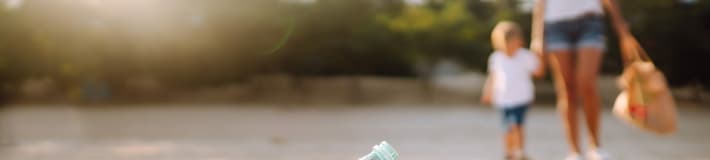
left=613, top=33, right=677, bottom=135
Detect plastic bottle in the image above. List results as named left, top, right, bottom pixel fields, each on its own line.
left=358, top=141, right=398, bottom=160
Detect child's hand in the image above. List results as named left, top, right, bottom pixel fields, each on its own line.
left=481, top=74, right=494, bottom=106
left=480, top=94, right=492, bottom=106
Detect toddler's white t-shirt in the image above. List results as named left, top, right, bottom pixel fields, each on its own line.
left=488, top=49, right=539, bottom=108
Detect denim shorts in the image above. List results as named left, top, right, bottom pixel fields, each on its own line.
left=499, top=104, right=529, bottom=131
left=545, top=15, right=607, bottom=52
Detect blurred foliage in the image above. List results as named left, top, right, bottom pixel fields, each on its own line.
left=376, top=0, right=493, bottom=71
left=614, top=0, right=710, bottom=86
left=0, top=0, right=707, bottom=92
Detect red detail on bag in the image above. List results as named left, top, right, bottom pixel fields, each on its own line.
left=629, top=104, right=646, bottom=119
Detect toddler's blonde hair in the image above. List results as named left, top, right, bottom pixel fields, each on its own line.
left=491, top=21, right=523, bottom=52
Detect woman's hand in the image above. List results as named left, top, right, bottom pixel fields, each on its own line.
left=619, top=33, right=636, bottom=61
left=530, top=0, right=546, bottom=78
left=530, top=0, right=545, bottom=56
left=530, top=38, right=545, bottom=56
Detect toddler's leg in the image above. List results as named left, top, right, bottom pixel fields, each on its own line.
left=513, top=106, right=529, bottom=158
left=501, top=108, right=516, bottom=159
left=505, top=130, right=515, bottom=157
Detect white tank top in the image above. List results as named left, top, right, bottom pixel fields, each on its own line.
left=544, top=0, right=604, bottom=22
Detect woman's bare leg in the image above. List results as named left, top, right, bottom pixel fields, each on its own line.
left=548, top=51, right=581, bottom=154
left=576, top=48, right=604, bottom=150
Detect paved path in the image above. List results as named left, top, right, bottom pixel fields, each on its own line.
left=0, top=104, right=708, bottom=160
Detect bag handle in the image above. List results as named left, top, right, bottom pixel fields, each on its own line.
left=603, top=0, right=654, bottom=66
left=621, top=34, right=653, bottom=65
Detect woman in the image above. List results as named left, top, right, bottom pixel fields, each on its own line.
left=530, top=0, right=630, bottom=160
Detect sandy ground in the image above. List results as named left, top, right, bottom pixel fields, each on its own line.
left=0, top=103, right=708, bottom=160
left=3, top=73, right=708, bottom=160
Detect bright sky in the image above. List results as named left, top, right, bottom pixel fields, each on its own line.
left=281, top=0, right=316, bottom=4
left=4, top=0, right=23, bottom=10
left=405, top=0, right=425, bottom=5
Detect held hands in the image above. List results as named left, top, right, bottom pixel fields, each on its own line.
left=530, top=38, right=547, bottom=78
